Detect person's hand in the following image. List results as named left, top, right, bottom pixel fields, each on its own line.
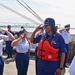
left=34, top=24, right=42, bottom=33
left=20, top=34, right=24, bottom=39
left=55, top=68, right=62, bottom=75
left=0, top=28, right=6, bottom=32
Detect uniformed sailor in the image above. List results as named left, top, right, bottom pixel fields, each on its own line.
left=4, top=25, right=14, bottom=59
left=11, top=30, right=30, bottom=75
left=59, top=24, right=70, bottom=67
left=0, top=28, right=15, bottom=75
left=30, top=18, right=67, bottom=75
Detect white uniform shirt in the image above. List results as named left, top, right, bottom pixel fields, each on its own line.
left=60, top=30, right=70, bottom=44
left=0, top=34, right=9, bottom=56
left=68, top=56, right=75, bottom=75
left=16, top=38, right=30, bottom=53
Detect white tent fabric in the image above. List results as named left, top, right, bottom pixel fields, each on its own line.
left=0, top=0, right=75, bottom=27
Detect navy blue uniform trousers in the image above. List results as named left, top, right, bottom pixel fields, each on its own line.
left=6, top=41, right=13, bottom=57
left=15, top=53, right=29, bottom=75
left=37, top=59, right=60, bottom=75
left=0, top=57, right=4, bottom=75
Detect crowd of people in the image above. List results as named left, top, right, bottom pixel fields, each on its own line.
left=0, top=17, right=74, bottom=75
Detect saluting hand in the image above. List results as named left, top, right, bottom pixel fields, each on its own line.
left=20, top=34, right=24, bottom=39
left=0, top=28, right=6, bottom=32
left=30, top=24, right=42, bottom=43
left=55, top=68, right=62, bottom=75
left=34, top=24, right=42, bottom=33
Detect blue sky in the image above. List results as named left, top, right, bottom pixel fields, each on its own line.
left=0, top=0, right=75, bottom=27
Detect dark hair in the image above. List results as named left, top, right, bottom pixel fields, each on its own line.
left=65, top=24, right=70, bottom=28
left=17, top=30, right=27, bottom=37
left=55, top=26, right=58, bottom=32
left=51, top=25, right=56, bottom=33
left=21, top=26, right=24, bottom=29
left=7, top=25, right=11, bottom=28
